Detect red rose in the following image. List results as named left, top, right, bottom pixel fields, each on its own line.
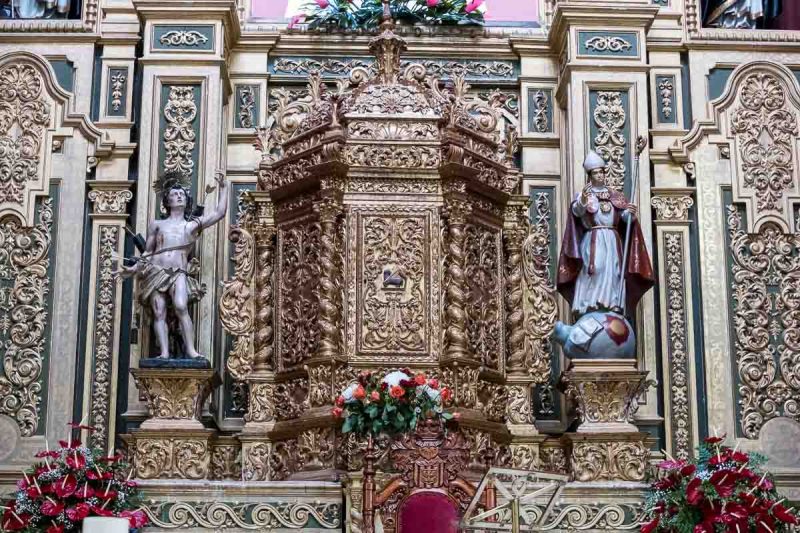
left=686, top=477, right=704, bottom=506
left=414, top=373, right=426, bottom=386
left=390, top=386, right=405, bottom=399
left=370, top=391, right=380, bottom=401
left=428, top=379, right=439, bottom=390
left=440, top=387, right=452, bottom=402
left=680, top=464, right=697, bottom=477
left=335, top=396, right=345, bottom=407
left=66, top=451, right=86, bottom=470
left=354, top=385, right=366, bottom=400
left=640, top=517, right=659, bottom=533
left=41, top=500, right=65, bottom=517
left=331, top=407, right=344, bottom=418
left=380, top=382, right=388, bottom=391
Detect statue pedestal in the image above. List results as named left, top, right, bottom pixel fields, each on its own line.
left=559, top=359, right=655, bottom=482
left=126, top=367, right=220, bottom=480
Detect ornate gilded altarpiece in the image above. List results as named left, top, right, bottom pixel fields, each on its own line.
left=218, top=16, right=557, bottom=485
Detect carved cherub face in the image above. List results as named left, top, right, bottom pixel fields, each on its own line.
left=588, top=168, right=606, bottom=188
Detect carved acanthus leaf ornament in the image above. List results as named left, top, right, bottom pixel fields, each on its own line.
left=731, top=72, right=798, bottom=215
left=163, top=86, right=198, bottom=177
left=593, top=91, right=627, bottom=192
left=727, top=206, right=800, bottom=439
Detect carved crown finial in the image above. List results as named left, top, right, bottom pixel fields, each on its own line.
left=370, top=0, right=406, bottom=83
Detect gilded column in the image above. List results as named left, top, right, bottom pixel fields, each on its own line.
left=651, top=189, right=697, bottom=460
left=83, top=182, right=133, bottom=452
left=442, top=183, right=473, bottom=363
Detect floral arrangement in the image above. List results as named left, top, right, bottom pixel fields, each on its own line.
left=332, top=370, right=456, bottom=436
left=641, top=436, right=798, bottom=533
left=292, top=0, right=486, bottom=31
left=1, top=423, right=147, bottom=533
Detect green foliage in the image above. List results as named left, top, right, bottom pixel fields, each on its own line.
left=332, top=370, right=454, bottom=438
left=300, top=0, right=485, bottom=31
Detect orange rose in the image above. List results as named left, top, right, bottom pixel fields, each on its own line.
left=354, top=385, right=366, bottom=400
left=390, top=385, right=405, bottom=399
left=440, top=387, right=452, bottom=402
left=414, top=373, right=426, bottom=386
left=370, top=391, right=380, bottom=401
left=335, top=396, right=345, bottom=407
left=331, top=407, right=343, bottom=418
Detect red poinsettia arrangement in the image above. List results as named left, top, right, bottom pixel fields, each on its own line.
left=642, top=435, right=798, bottom=533
left=1, top=423, right=147, bottom=533
left=332, top=369, right=456, bottom=436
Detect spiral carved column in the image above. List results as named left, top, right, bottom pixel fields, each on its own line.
left=443, top=187, right=473, bottom=363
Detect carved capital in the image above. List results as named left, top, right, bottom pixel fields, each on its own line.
left=561, top=362, right=654, bottom=433
left=651, top=194, right=694, bottom=222
left=131, top=368, right=220, bottom=430
left=88, top=188, right=133, bottom=215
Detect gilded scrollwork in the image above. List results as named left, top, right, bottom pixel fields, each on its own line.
left=562, top=376, right=652, bottom=427
left=298, top=427, right=335, bottom=471
left=664, top=232, right=692, bottom=460
left=210, top=443, right=241, bottom=480
left=237, top=85, right=256, bottom=129
left=569, top=441, right=648, bottom=482
left=246, top=382, right=275, bottom=423
left=134, top=437, right=210, bottom=480
left=530, top=89, right=549, bottom=133
left=593, top=91, right=627, bottom=192
left=278, top=219, right=321, bottom=371
left=142, top=500, right=342, bottom=530
left=88, top=225, right=119, bottom=450
left=221, top=222, right=256, bottom=381
left=727, top=205, right=800, bottom=439
left=131, top=371, right=214, bottom=421
left=316, top=196, right=344, bottom=360
left=162, top=86, right=198, bottom=177
left=0, top=63, right=51, bottom=206
left=731, top=72, right=798, bottom=215
left=241, top=442, right=271, bottom=481
left=361, top=215, right=427, bottom=354
left=464, top=223, right=503, bottom=370
left=0, top=198, right=53, bottom=436
left=506, top=385, right=533, bottom=425
left=344, top=144, right=440, bottom=168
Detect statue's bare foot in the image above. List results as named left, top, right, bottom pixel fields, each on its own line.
left=186, top=351, right=205, bottom=360
left=155, top=354, right=170, bottom=360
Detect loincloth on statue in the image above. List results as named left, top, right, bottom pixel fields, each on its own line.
left=135, top=258, right=206, bottom=305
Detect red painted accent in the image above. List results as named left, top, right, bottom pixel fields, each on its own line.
left=398, top=492, right=459, bottom=533
left=604, top=315, right=630, bottom=346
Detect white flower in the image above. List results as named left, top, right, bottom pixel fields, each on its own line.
left=341, top=382, right=360, bottom=403
left=382, top=370, right=410, bottom=388
left=417, top=384, right=441, bottom=402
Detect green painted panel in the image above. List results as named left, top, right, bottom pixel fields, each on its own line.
left=578, top=31, right=639, bottom=58
left=106, top=67, right=129, bottom=118
left=527, top=88, right=553, bottom=134
left=656, top=75, right=677, bottom=124
left=588, top=89, right=632, bottom=197
left=48, top=59, right=74, bottom=93
left=153, top=25, right=215, bottom=51
left=234, top=85, right=260, bottom=130
left=156, top=83, right=202, bottom=206
left=708, top=67, right=734, bottom=102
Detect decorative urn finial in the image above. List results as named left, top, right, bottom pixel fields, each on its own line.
left=370, top=0, right=406, bottom=84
